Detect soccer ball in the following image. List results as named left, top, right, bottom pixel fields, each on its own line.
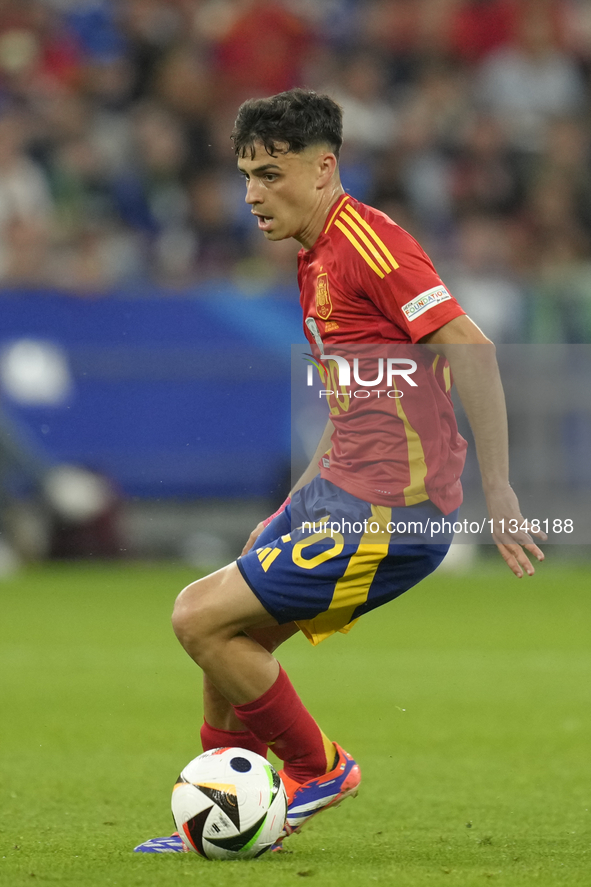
left=171, top=747, right=287, bottom=860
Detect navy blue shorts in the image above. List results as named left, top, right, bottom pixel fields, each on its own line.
left=237, top=476, right=457, bottom=645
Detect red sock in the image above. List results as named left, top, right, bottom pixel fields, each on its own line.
left=200, top=721, right=268, bottom=759
left=232, top=666, right=333, bottom=783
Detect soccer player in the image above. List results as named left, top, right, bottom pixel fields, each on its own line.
left=135, top=89, right=544, bottom=854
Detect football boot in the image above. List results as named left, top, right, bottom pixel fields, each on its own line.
left=133, top=832, right=187, bottom=853
left=276, top=743, right=360, bottom=842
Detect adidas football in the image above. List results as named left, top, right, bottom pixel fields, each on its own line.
left=171, top=747, right=287, bottom=860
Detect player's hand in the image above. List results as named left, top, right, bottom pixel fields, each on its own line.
left=485, top=485, right=546, bottom=578
left=241, top=521, right=265, bottom=556
left=494, top=540, right=544, bottom=578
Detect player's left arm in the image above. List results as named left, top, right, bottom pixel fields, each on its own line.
left=420, top=315, right=546, bottom=577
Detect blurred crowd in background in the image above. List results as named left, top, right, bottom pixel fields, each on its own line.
left=0, top=0, right=591, bottom=341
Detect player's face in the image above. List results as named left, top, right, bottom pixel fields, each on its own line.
left=238, top=141, right=333, bottom=245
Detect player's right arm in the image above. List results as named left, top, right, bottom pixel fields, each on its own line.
left=343, top=210, right=545, bottom=575
left=241, top=418, right=334, bottom=555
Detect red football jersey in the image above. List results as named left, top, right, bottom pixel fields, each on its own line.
left=298, top=194, right=467, bottom=514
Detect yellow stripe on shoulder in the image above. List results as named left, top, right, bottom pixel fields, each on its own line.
left=334, top=219, right=384, bottom=278
left=342, top=205, right=399, bottom=270
left=338, top=211, right=392, bottom=275
left=324, top=195, right=350, bottom=233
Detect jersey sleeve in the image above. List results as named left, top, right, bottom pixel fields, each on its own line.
left=351, top=222, right=465, bottom=342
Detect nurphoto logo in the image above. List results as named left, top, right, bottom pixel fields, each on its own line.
left=306, top=354, right=418, bottom=400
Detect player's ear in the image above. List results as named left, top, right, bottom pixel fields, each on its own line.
left=316, top=151, right=338, bottom=189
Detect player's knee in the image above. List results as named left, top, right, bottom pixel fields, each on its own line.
left=171, top=581, right=221, bottom=656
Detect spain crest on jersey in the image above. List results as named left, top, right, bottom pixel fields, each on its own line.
left=316, top=272, right=332, bottom=320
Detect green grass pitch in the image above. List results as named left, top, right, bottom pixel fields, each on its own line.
left=0, top=558, right=590, bottom=886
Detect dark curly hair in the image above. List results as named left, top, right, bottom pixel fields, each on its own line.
left=232, top=88, right=343, bottom=159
